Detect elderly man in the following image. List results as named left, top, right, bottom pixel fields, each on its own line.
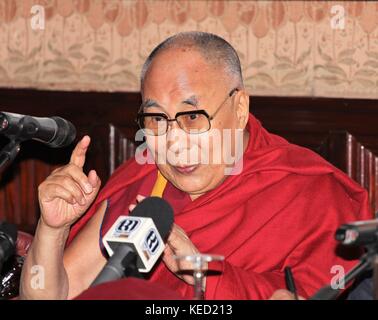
left=20, top=32, right=371, bottom=300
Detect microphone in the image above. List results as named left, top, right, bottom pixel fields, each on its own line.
left=91, top=197, right=174, bottom=287
left=335, top=219, right=378, bottom=246
left=0, top=111, right=76, bottom=148
left=311, top=217, right=378, bottom=300
left=0, top=221, right=17, bottom=273
left=310, top=285, right=341, bottom=300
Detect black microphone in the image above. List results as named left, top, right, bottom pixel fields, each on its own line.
left=310, top=285, right=341, bottom=300
left=0, top=111, right=76, bottom=148
left=335, top=219, right=378, bottom=247
left=0, top=221, right=17, bottom=273
left=311, top=217, right=378, bottom=300
left=91, top=197, right=174, bottom=287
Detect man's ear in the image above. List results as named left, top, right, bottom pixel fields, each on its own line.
left=235, top=89, right=249, bottom=129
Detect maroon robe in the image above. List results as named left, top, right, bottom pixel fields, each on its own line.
left=67, top=114, right=372, bottom=299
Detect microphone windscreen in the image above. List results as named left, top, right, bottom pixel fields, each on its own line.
left=51, top=117, right=76, bottom=148
left=130, top=197, right=174, bottom=239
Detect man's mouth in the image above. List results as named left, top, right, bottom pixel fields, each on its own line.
left=172, top=164, right=199, bottom=174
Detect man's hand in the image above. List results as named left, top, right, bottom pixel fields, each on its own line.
left=163, top=223, right=203, bottom=285
left=38, top=136, right=101, bottom=230
left=129, top=195, right=203, bottom=286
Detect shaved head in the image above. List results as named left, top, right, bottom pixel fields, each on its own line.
left=140, top=31, right=244, bottom=93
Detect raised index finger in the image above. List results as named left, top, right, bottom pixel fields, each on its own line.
left=70, top=135, right=91, bottom=168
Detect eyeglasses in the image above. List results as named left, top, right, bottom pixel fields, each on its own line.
left=136, top=88, right=239, bottom=136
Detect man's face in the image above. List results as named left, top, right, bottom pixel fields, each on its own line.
left=141, top=47, right=249, bottom=199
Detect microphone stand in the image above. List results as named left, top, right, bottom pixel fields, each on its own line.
left=311, top=243, right=378, bottom=300
left=0, top=115, right=27, bottom=175
left=0, top=130, right=21, bottom=277
left=0, top=139, right=21, bottom=176
left=373, top=252, right=378, bottom=300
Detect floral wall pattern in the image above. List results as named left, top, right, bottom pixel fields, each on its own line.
left=0, top=0, right=377, bottom=99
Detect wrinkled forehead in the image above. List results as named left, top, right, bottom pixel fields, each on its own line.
left=142, top=48, right=227, bottom=106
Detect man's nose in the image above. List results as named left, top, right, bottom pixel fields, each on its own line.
left=167, top=119, right=181, bottom=132
left=166, top=121, right=188, bottom=148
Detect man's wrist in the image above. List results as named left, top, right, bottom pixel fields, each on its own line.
left=37, top=218, right=70, bottom=242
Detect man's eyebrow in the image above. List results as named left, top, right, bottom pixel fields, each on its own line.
left=181, top=95, right=199, bottom=108
left=140, top=95, right=200, bottom=110
left=141, top=98, right=161, bottom=109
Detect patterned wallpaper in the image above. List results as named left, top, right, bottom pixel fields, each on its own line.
left=0, top=0, right=377, bottom=99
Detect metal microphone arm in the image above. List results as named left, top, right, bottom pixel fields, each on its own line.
left=0, top=140, right=21, bottom=175
left=0, top=114, right=29, bottom=174
left=0, top=115, right=37, bottom=175
left=311, top=244, right=377, bottom=300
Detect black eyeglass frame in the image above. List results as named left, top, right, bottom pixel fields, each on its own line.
left=136, top=88, right=239, bottom=136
